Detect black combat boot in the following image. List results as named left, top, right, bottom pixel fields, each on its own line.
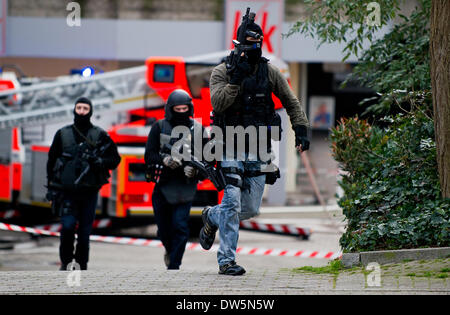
left=199, top=207, right=217, bottom=250
left=219, top=261, right=246, bottom=276
left=164, top=251, right=170, bottom=268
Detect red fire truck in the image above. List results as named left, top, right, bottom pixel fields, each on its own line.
left=0, top=52, right=289, bottom=226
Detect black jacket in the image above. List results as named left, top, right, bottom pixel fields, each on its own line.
left=47, top=123, right=121, bottom=187
left=144, top=118, right=208, bottom=184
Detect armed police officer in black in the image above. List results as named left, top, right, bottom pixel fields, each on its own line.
left=47, top=97, right=121, bottom=271
left=145, top=89, right=207, bottom=270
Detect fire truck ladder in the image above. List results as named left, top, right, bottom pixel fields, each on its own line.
left=0, top=65, right=160, bottom=130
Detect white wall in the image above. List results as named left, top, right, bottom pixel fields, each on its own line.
left=5, top=17, right=390, bottom=62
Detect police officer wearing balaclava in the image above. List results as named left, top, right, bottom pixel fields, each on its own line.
left=145, top=89, right=208, bottom=270
left=47, top=97, right=121, bottom=271
left=199, top=12, right=310, bottom=275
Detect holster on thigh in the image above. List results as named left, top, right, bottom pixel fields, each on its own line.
left=221, top=167, right=245, bottom=189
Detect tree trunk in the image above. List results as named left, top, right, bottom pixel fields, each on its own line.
left=430, top=0, right=450, bottom=198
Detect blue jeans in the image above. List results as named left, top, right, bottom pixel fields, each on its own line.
left=207, top=160, right=266, bottom=266
left=59, top=191, right=98, bottom=268
left=152, top=186, right=192, bottom=269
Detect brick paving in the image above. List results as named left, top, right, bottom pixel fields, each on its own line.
left=0, top=264, right=448, bottom=295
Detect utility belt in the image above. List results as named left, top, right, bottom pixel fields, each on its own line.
left=212, top=111, right=282, bottom=142
left=221, top=163, right=280, bottom=188
left=145, top=159, right=280, bottom=188
left=145, top=163, right=164, bottom=184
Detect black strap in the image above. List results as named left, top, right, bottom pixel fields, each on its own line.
left=245, top=170, right=263, bottom=177
left=222, top=167, right=263, bottom=178
left=158, top=119, right=172, bottom=136
left=225, top=176, right=243, bottom=188
left=221, top=167, right=244, bottom=177
left=60, top=126, right=77, bottom=154
left=72, top=125, right=100, bottom=149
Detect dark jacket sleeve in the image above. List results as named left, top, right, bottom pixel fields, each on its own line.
left=268, top=63, right=309, bottom=129
left=100, top=132, right=121, bottom=170
left=144, top=121, right=163, bottom=165
left=210, top=63, right=241, bottom=113
left=47, top=130, right=62, bottom=182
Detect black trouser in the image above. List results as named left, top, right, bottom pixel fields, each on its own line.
left=59, top=190, right=98, bottom=270
left=152, top=186, right=192, bottom=270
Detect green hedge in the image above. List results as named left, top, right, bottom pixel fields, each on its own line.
left=330, top=110, right=450, bottom=252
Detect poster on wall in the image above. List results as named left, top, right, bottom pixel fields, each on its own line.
left=309, top=96, right=335, bottom=130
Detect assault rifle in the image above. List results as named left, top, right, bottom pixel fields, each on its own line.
left=160, top=143, right=227, bottom=192
left=226, top=7, right=261, bottom=75
left=74, top=140, right=112, bottom=186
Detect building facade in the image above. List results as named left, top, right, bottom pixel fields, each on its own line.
left=0, top=0, right=419, bottom=205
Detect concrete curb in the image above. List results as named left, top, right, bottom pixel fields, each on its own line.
left=341, top=247, right=450, bottom=268
left=259, top=205, right=341, bottom=214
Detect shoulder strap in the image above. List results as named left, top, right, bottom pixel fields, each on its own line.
left=86, top=126, right=103, bottom=146
left=159, top=119, right=173, bottom=148
left=60, top=126, right=77, bottom=153
left=73, top=125, right=102, bottom=148
left=257, top=60, right=269, bottom=81
left=161, top=119, right=173, bottom=135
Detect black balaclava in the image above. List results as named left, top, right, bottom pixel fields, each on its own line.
left=237, top=22, right=264, bottom=64
left=73, top=97, right=93, bottom=131
left=165, top=89, right=194, bottom=126
left=170, top=109, right=191, bottom=126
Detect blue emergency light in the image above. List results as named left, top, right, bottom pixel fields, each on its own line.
left=71, top=66, right=95, bottom=77
left=81, top=66, right=95, bottom=77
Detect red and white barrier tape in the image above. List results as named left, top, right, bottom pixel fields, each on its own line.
left=34, top=219, right=112, bottom=232
left=0, top=210, right=20, bottom=220
left=37, top=219, right=310, bottom=238
left=0, top=222, right=340, bottom=260
left=189, top=243, right=340, bottom=260
left=0, top=222, right=59, bottom=237
left=240, top=220, right=311, bottom=237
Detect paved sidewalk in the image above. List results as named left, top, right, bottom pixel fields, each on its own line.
left=0, top=262, right=448, bottom=295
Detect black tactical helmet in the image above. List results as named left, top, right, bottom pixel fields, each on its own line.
left=165, top=89, right=194, bottom=120
left=237, top=22, right=264, bottom=43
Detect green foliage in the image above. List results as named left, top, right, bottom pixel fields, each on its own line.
left=348, top=1, right=432, bottom=114
left=331, top=112, right=450, bottom=252
left=288, top=0, right=448, bottom=252
left=285, top=0, right=402, bottom=59
left=286, top=0, right=432, bottom=115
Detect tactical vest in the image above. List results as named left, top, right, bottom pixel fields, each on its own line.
left=225, top=58, right=276, bottom=128
left=56, top=125, right=107, bottom=191
left=158, top=119, right=203, bottom=154
left=212, top=58, right=282, bottom=159
left=155, top=119, right=202, bottom=205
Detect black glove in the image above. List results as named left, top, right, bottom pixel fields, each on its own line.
left=91, top=156, right=104, bottom=169
left=162, top=154, right=182, bottom=169
left=183, top=165, right=198, bottom=178
left=45, top=180, right=53, bottom=201
left=229, top=56, right=252, bottom=85
left=45, top=188, right=59, bottom=202
left=45, top=190, right=54, bottom=202
left=293, top=125, right=310, bottom=151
